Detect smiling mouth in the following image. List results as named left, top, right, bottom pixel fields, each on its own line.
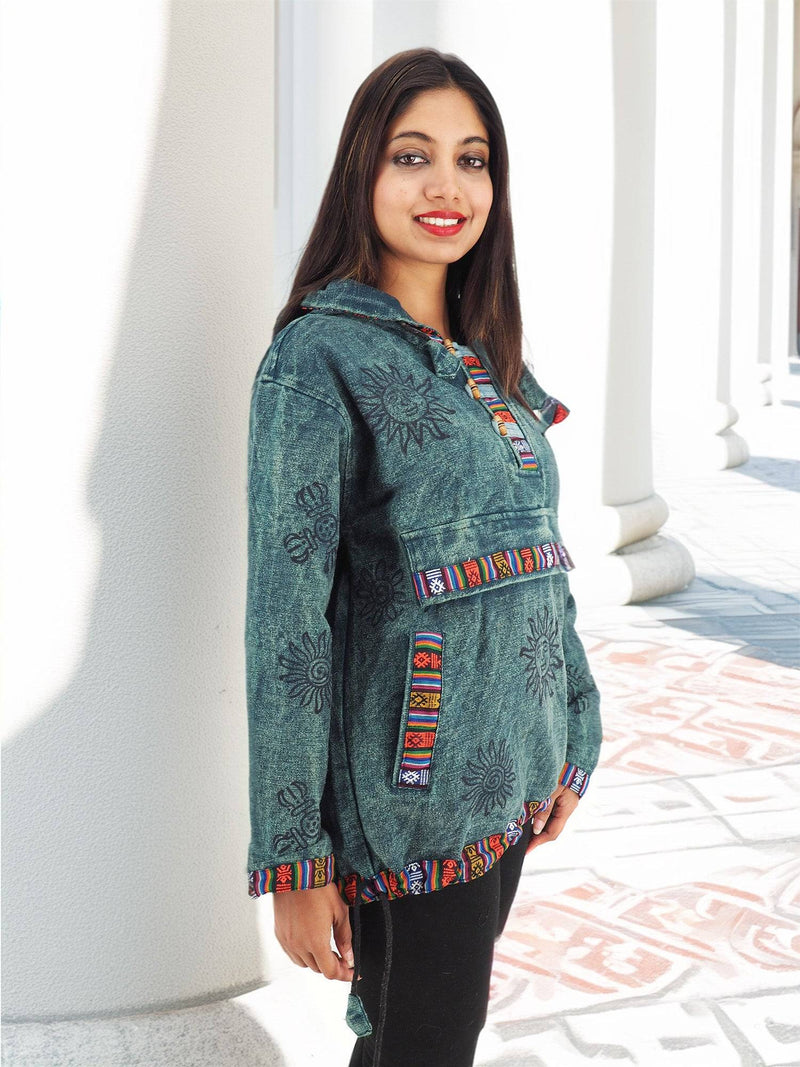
left=414, top=214, right=467, bottom=227
left=414, top=213, right=468, bottom=235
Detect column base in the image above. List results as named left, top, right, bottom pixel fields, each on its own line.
left=1, top=998, right=282, bottom=1066
left=568, top=533, right=696, bottom=606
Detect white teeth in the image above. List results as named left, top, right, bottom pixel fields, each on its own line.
left=416, top=216, right=462, bottom=227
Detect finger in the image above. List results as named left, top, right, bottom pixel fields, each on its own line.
left=281, top=946, right=308, bottom=970
left=332, top=908, right=355, bottom=971
left=314, top=946, right=352, bottom=982
left=298, top=950, right=322, bottom=975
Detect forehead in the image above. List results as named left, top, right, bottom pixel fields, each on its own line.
left=385, top=87, right=489, bottom=143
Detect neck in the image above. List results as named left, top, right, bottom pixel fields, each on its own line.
left=377, top=257, right=451, bottom=339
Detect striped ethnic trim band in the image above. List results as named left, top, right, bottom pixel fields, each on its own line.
left=397, top=631, right=443, bottom=788
left=461, top=353, right=539, bottom=469
left=247, top=763, right=590, bottom=901
left=340, top=797, right=551, bottom=905
left=248, top=853, right=334, bottom=897
left=560, top=762, right=590, bottom=797
left=412, top=541, right=574, bottom=603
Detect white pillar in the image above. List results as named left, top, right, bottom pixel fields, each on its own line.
left=762, top=0, right=795, bottom=401
left=2, top=2, right=278, bottom=1063
left=429, top=1, right=693, bottom=604
left=273, top=0, right=374, bottom=315
left=652, top=0, right=749, bottom=470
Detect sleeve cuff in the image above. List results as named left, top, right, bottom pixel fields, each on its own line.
left=248, top=854, right=335, bottom=897
left=560, top=761, right=590, bottom=797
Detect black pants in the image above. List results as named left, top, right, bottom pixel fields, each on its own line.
left=347, top=817, right=534, bottom=1067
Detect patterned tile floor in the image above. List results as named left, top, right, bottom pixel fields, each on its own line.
left=236, top=385, right=800, bottom=1066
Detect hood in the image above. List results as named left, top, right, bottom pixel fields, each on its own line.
left=301, top=278, right=465, bottom=379
left=300, top=279, right=569, bottom=425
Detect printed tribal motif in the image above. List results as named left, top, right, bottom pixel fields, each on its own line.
left=338, top=797, right=551, bottom=904
left=277, top=630, right=332, bottom=714
left=283, top=481, right=339, bottom=574
left=461, top=352, right=539, bottom=469
left=566, top=662, right=592, bottom=715
left=353, top=559, right=406, bottom=625
left=271, top=780, right=323, bottom=855
left=412, top=541, right=574, bottom=602
left=249, top=855, right=333, bottom=896
left=460, top=739, right=517, bottom=819
left=354, top=364, right=456, bottom=455
left=396, top=631, right=444, bottom=788
left=520, top=604, right=564, bottom=703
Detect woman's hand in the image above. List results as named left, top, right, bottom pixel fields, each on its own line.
left=272, top=882, right=354, bottom=982
left=525, top=785, right=580, bottom=855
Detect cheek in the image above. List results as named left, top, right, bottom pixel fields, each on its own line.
left=476, top=181, right=493, bottom=222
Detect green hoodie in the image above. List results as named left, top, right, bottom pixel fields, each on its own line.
left=245, top=279, right=602, bottom=907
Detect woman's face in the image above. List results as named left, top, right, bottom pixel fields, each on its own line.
left=372, top=87, right=493, bottom=280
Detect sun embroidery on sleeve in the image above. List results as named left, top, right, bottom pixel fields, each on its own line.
left=520, top=605, right=564, bottom=702
left=460, top=740, right=517, bottom=818
left=355, top=364, right=456, bottom=455
left=277, top=630, right=332, bottom=714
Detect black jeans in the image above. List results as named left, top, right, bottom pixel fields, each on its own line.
left=347, top=817, right=534, bottom=1067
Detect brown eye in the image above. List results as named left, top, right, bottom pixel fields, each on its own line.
left=393, top=153, right=428, bottom=167
left=460, top=155, right=487, bottom=170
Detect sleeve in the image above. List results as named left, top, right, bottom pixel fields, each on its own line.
left=516, top=361, right=602, bottom=796
left=558, top=583, right=603, bottom=798
left=245, top=374, right=350, bottom=897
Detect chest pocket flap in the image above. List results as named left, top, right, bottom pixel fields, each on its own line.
left=400, top=506, right=574, bottom=608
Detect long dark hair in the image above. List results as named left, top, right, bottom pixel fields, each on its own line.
left=274, top=47, right=533, bottom=414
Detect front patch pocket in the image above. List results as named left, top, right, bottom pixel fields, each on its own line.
left=395, top=630, right=444, bottom=789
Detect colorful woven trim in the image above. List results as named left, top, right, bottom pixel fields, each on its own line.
left=338, top=797, right=551, bottom=905
left=560, top=762, right=590, bottom=797
left=412, top=541, right=574, bottom=603
left=539, top=394, right=570, bottom=427
left=248, top=854, right=335, bottom=898
left=397, top=631, right=443, bottom=788
left=461, top=352, right=539, bottom=469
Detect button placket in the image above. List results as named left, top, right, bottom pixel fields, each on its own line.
left=443, top=339, right=540, bottom=472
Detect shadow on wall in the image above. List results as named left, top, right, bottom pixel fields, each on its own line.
left=2, top=0, right=273, bottom=1039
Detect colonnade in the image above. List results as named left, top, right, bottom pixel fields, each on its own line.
left=2, top=1, right=794, bottom=1063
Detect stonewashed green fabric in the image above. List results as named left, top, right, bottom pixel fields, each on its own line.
left=245, top=278, right=602, bottom=905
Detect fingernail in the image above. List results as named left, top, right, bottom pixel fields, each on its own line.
left=346, top=951, right=354, bottom=968
left=532, top=822, right=543, bottom=835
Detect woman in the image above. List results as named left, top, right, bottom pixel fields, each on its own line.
left=245, top=47, right=602, bottom=1066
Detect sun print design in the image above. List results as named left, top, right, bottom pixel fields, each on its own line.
left=355, top=364, right=456, bottom=455
left=277, top=630, right=332, bottom=714
left=460, top=739, right=517, bottom=819
left=353, top=559, right=406, bottom=625
left=520, top=605, right=564, bottom=703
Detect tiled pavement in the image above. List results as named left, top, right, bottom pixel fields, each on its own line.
left=236, top=384, right=800, bottom=1066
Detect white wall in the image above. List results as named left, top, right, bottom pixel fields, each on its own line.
left=1, top=0, right=274, bottom=1026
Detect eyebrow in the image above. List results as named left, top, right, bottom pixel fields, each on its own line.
left=389, top=131, right=490, bottom=148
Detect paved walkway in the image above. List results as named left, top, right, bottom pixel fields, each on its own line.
left=237, top=382, right=800, bottom=1066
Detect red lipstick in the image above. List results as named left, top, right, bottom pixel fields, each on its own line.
left=414, top=210, right=467, bottom=237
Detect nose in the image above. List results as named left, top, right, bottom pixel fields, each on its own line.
left=423, top=161, right=462, bottom=203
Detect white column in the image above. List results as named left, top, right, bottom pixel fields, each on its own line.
left=431, top=0, right=693, bottom=604
left=273, top=0, right=374, bottom=316
left=762, top=0, right=795, bottom=401
left=2, top=2, right=279, bottom=1063
left=652, top=0, right=749, bottom=470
